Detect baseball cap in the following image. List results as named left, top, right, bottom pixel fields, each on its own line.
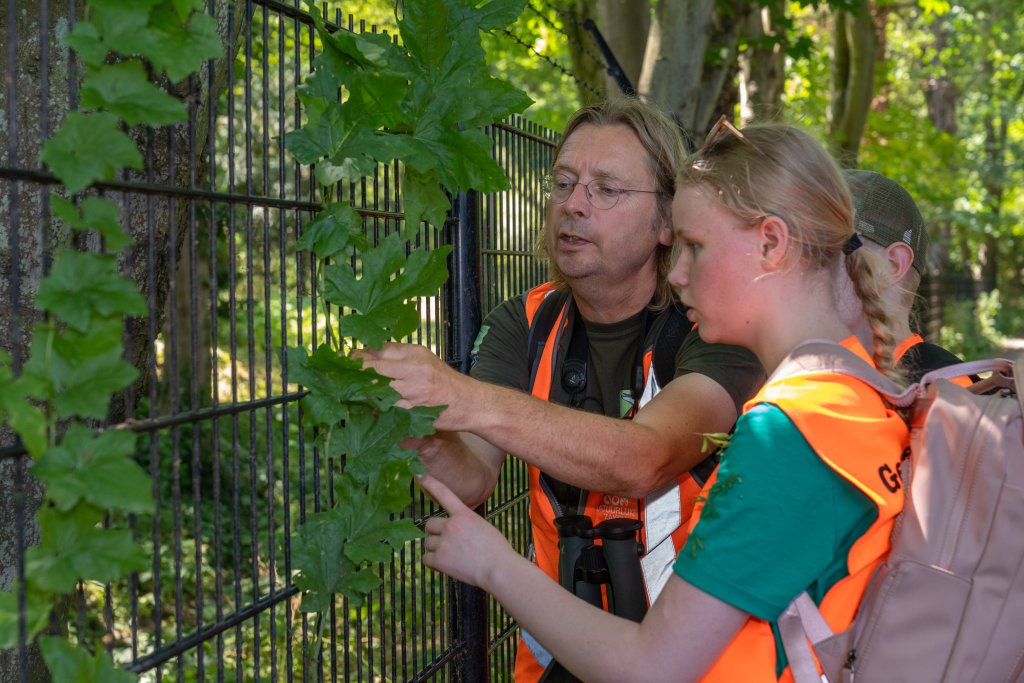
left=843, top=169, right=929, bottom=273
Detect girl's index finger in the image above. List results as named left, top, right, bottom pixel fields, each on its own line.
left=416, top=474, right=468, bottom=515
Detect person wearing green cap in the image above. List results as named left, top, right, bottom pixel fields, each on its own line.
left=836, top=169, right=971, bottom=384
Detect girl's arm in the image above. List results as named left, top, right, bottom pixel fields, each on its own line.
left=419, top=475, right=748, bottom=683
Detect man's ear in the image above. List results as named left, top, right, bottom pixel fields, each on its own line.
left=885, top=242, right=915, bottom=283
left=657, top=217, right=673, bottom=247
left=757, top=215, right=790, bottom=270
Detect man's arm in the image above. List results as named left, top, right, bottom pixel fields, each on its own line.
left=359, top=342, right=740, bottom=499
left=407, top=430, right=505, bottom=508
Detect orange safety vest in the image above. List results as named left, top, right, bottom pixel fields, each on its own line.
left=692, top=340, right=907, bottom=683
left=894, top=333, right=973, bottom=387
left=515, top=282, right=704, bottom=683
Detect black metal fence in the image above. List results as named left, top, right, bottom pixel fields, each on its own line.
left=1, top=2, right=555, bottom=680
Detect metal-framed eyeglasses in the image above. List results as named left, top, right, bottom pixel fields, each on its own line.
left=543, top=174, right=662, bottom=210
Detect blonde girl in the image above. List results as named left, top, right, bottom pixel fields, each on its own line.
left=417, top=122, right=909, bottom=683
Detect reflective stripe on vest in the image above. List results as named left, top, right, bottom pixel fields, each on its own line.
left=691, top=344, right=906, bottom=683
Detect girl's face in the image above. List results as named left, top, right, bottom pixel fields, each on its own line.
left=667, top=186, right=763, bottom=345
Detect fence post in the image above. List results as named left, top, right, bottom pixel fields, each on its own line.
left=444, top=189, right=489, bottom=683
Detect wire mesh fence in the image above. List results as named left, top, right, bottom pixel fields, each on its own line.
left=1, top=1, right=556, bottom=680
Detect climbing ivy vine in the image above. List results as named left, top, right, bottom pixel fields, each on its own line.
left=0, top=1, right=221, bottom=680
left=283, top=0, right=530, bottom=625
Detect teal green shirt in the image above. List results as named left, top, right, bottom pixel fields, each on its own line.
left=674, top=403, right=877, bottom=673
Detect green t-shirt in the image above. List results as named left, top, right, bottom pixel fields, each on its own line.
left=471, top=293, right=764, bottom=418
left=674, top=403, right=877, bottom=673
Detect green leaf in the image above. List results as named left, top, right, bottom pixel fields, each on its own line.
left=291, top=506, right=354, bottom=612
left=337, top=566, right=382, bottom=599
left=296, top=203, right=368, bottom=260
left=284, top=104, right=349, bottom=165
left=40, top=112, right=142, bottom=194
left=80, top=61, right=186, bottom=125
left=33, top=424, right=151, bottom=514
left=27, top=505, right=148, bottom=593
left=35, top=248, right=146, bottom=330
left=285, top=345, right=399, bottom=415
left=401, top=168, right=452, bottom=231
left=476, top=0, right=530, bottom=30
left=0, top=354, right=47, bottom=458
left=65, top=21, right=108, bottom=66
left=51, top=196, right=132, bottom=251
left=328, top=405, right=421, bottom=482
left=20, top=320, right=139, bottom=420
left=0, top=586, right=53, bottom=649
left=145, top=7, right=223, bottom=82
left=40, top=636, right=138, bottom=683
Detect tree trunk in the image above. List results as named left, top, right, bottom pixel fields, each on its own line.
left=637, top=0, right=716, bottom=134
left=596, top=0, right=650, bottom=95
left=922, top=13, right=958, bottom=340
left=563, top=1, right=606, bottom=105
left=829, top=0, right=876, bottom=167
left=0, top=2, right=244, bottom=680
left=739, top=0, right=787, bottom=122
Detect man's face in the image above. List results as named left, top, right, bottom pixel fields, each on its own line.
left=545, top=123, right=670, bottom=289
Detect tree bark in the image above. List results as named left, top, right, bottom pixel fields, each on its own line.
left=739, top=0, right=787, bottom=122
left=596, top=0, right=650, bottom=95
left=0, top=2, right=244, bottom=680
left=829, top=0, right=876, bottom=168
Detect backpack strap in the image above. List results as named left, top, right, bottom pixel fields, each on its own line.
left=651, top=303, right=693, bottom=388
left=525, top=289, right=572, bottom=390
left=769, top=339, right=916, bottom=408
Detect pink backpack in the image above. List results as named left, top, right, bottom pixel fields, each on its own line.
left=772, top=341, right=1024, bottom=683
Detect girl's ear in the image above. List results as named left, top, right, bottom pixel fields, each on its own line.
left=757, top=215, right=790, bottom=270
left=884, top=242, right=915, bottom=283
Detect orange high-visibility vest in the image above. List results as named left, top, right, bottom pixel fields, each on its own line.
left=692, top=342, right=907, bottom=683
left=515, top=282, right=703, bottom=683
left=895, top=333, right=973, bottom=387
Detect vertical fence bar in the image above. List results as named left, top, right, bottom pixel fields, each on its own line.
left=445, top=190, right=488, bottom=682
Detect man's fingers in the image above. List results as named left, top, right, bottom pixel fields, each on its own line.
left=417, top=474, right=468, bottom=515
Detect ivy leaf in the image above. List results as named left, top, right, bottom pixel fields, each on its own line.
left=26, top=505, right=147, bottom=594
left=33, top=424, right=151, bottom=514
left=64, top=21, right=108, bottom=67
left=39, top=636, right=138, bottom=683
left=40, top=112, right=142, bottom=194
left=35, top=248, right=146, bottom=330
left=285, top=345, right=399, bottom=416
left=338, top=566, right=383, bottom=600
left=145, top=5, right=224, bottom=82
left=476, top=0, right=530, bottom=30
left=20, top=320, right=139, bottom=420
left=339, top=301, right=421, bottom=349
left=401, top=167, right=452, bottom=233
left=291, top=505, right=357, bottom=613
left=323, top=234, right=451, bottom=346
left=328, top=405, right=421, bottom=482
left=285, top=102, right=349, bottom=165
left=80, top=61, right=186, bottom=125
left=296, top=203, right=368, bottom=260
left=0, top=353, right=47, bottom=458
left=90, top=0, right=160, bottom=54
left=0, top=586, right=53, bottom=649
left=51, top=196, right=131, bottom=251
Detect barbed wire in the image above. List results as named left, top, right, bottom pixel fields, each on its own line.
left=498, top=26, right=603, bottom=99
left=525, top=0, right=607, bottom=71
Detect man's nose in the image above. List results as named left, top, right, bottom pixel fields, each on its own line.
left=562, top=182, right=590, bottom=214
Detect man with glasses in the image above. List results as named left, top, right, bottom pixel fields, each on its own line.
left=358, top=98, right=763, bottom=682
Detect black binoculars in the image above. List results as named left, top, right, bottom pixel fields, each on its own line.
left=553, top=514, right=648, bottom=622
left=537, top=514, right=647, bottom=683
